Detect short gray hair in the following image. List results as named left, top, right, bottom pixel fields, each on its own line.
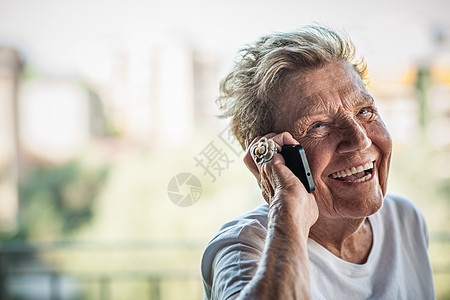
left=217, top=25, right=367, bottom=149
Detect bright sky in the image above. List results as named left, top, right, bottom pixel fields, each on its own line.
left=0, top=0, right=449, bottom=76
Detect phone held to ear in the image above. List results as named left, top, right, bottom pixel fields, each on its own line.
left=280, top=145, right=315, bottom=193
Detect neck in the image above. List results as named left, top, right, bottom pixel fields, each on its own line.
left=309, top=216, right=373, bottom=264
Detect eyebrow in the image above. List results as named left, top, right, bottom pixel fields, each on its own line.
left=291, top=93, right=333, bottom=120
left=338, top=87, right=375, bottom=108
left=288, top=89, right=375, bottom=124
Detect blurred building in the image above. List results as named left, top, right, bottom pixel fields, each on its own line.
left=0, top=38, right=222, bottom=234
left=20, top=79, right=90, bottom=163
left=0, top=47, right=21, bottom=233
left=79, top=38, right=220, bottom=148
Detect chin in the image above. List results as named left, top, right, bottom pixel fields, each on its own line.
left=319, top=192, right=384, bottom=220
left=345, top=194, right=384, bottom=219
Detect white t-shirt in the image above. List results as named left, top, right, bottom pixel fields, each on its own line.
left=201, top=194, right=435, bottom=300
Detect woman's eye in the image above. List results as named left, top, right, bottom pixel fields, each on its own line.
left=306, top=121, right=328, bottom=137
left=357, top=107, right=375, bottom=119
left=358, top=107, right=374, bottom=115
left=311, top=122, right=324, bottom=129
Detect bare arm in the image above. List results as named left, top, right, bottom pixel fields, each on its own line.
left=237, top=202, right=311, bottom=299
left=235, top=133, right=318, bottom=299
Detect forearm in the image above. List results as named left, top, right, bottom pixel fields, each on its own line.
left=236, top=206, right=312, bottom=300
left=236, top=133, right=318, bottom=299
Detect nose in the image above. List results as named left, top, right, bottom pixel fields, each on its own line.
left=337, top=119, right=372, bottom=154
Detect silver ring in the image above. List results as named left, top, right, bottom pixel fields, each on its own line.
left=252, top=137, right=277, bottom=164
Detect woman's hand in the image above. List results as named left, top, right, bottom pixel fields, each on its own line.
left=244, top=132, right=319, bottom=231
left=235, top=132, right=318, bottom=300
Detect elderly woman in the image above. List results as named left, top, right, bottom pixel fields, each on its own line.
left=201, top=26, right=435, bottom=299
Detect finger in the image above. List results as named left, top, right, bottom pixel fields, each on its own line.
left=270, top=132, right=300, bottom=150
left=260, top=156, right=284, bottom=194
left=245, top=132, right=303, bottom=206
left=265, top=156, right=311, bottom=202
left=258, top=135, right=304, bottom=195
left=243, top=136, right=263, bottom=180
left=260, top=173, right=275, bottom=199
left=244, top=132, right=299, bottom=182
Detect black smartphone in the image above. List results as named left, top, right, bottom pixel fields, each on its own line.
left=280, top=145, right=315, bottom=193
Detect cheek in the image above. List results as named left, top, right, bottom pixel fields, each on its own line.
left=300, top=139, right=333, bottom=180
left=369, top=122, right=392, bottom=194
left=369, top=122, right=392, bottom=162
left=369, top=119, right=392, bottom=154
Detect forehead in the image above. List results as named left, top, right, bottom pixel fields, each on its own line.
left=278, top=62, right=372, bottom=118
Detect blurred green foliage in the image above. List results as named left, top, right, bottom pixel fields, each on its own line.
left=389, top=139, right=450, bottom=300
left=14, top=160, right=109, bottom=240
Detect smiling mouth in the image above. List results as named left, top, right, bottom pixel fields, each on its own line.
left=329, top=161, right=374, bottom=183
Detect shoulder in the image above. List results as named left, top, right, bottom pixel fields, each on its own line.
left=205, top=204, right=269, bottom=250
left=202, top=204, right=269, bottom=265
left=372, top=194, right=435, bottom=298
left=201, top=204, right=269, bottom=296
left=377, top=193, right=429, bottom=245
left=381, top=193, right=425, bottom=222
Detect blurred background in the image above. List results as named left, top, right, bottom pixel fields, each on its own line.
left=0, top=0, right=449, bottom=299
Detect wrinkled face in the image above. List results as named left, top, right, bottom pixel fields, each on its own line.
left=274, top=61, right=392, bottom=219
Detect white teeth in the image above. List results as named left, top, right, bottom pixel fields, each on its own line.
left=354, top=173, right=372, bottom=183
left=330, top=161, right=374, bottom=180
